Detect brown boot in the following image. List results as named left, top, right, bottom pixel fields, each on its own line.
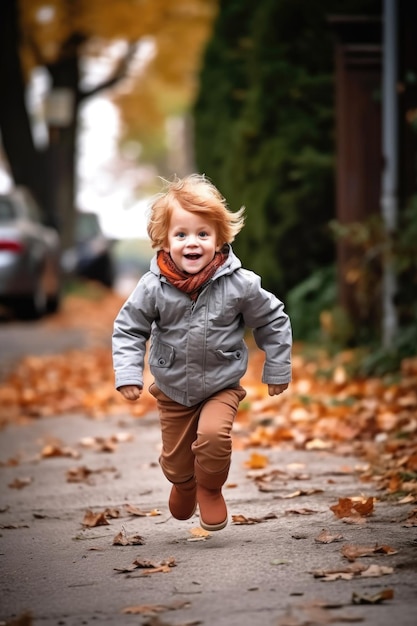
left=169, top=477, right=197, bottom=520
left=195, top=462, right=229, bottom=531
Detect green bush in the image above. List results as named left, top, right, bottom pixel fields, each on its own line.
left=286, top=265, right=337, bottom=342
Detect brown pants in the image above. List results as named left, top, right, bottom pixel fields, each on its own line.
left=149, top=384, right=246, bottom=484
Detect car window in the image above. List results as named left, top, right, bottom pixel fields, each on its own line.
left=0, top=198, right=16, bottom=221
left=20, top=192, right=41, bottom=222
left=76, top=213, right=101, bottom=240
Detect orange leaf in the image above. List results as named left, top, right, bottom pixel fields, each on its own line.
left=82, top=510, right=110, bottom=527
left=244, top=452, right=269, bottom=469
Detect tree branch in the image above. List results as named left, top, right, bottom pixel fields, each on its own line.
left=79, top=42, right=138, bottom=102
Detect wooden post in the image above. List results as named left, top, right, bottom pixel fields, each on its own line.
left=329, top=16, right=382, bottom=326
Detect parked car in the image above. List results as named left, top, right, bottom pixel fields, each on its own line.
left=0, top=188, right=61, bottom=319
left=61, top=211, right=115, bottom=287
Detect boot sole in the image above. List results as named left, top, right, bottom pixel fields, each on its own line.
left=199, top=516, right=228, bottom=531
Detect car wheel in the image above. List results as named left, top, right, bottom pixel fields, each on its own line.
left=14, top=280, right=47, bottom=320
left=46, top=290, right=61, bottom=314
left=99, top=254, right=115, bottom=288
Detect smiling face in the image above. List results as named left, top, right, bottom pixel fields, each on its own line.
left=164, top=203, right=219, bottom=274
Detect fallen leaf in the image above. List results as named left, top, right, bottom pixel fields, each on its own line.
left=188, top=527, right=211, bottom=539
left=232, top=513, right=277, bottom=525
left=2, top=612, right=33, bottom=625
left=122, top=601, right=190, bottom=615
left=305, top=438, right=333, bottom=451
left=0, top=523, right=30, bottom=529
left=311, top=563, right=367, bottom=580
left=0, top=456, right=20, bottom=467
left=330, top=497, right=374, bottom=519
left=104, top=507, right=120, bottom=519
left=244, top=452, right=269, bottom=469
left=398, top=494, right=416, bottom=504
left=93, top=437, right=118, bottom=453
left=359, top=564, right=394, bottom=577
left=285, top=508, right=319, bottom=515
left=352, top=497, right=374, bottom=516
left=8, top=477, right=33, bottom=489
left=352, top=589, right=394, bottom=604
left=82, top=509, right=110, bottom=527
left=274, top=488, right=323, bottom=499
left=111, top=432, right=134, bottom=443
left=113, top=528, right=145, bottom=546
left=277, top=599, right=365, bottom=626
left=124, top=503, right=161, bottom=517
left=315, top=529, right=344, bottom=544
left=341, top=543, right=398, bottom=561
left=41, top=443, right=80, bottom=459
left=312, top=560, right=394, bottom=582
left=403, top=508, right=417, bottom=527
left=115, top=557, right=176, bottom=576
left=66, top=465, right=118, bottom=483
left=140, top=617, right=201, bottom=626
left=66, top=466, right=93, bottom=483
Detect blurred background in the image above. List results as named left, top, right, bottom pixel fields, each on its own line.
left=0, top=0, right=416, bottom=374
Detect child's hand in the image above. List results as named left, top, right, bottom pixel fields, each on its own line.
left=268, top=383, right=289, bottom=396
left=118, top=385, right=142, bottom=401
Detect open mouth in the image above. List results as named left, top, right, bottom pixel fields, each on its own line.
left=184, top=254, right=201, bottom=260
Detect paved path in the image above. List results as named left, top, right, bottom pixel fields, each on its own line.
left=1, top=411, right=416, bottom=626
left=0, top=319, right=86, bottom=380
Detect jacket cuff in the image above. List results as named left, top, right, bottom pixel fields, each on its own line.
left=262, top=364, right=291, bottom=385
left=115, top=373, right=143, bottom=390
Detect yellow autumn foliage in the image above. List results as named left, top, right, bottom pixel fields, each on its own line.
left=17, top=0, right=218, bottom=141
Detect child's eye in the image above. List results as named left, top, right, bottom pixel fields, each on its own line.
left=199, top=231, right=209, bottom=238
left=175, top=232, right=186, bottom=238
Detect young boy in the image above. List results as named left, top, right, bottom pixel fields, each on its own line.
left=112, top=174, right=292, bottom=531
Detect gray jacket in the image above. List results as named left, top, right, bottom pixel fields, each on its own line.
left=112, top=246, right=292, bottom=406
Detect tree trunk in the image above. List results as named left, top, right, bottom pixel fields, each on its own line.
left=0, top=0, right=50, bottom=222
left=45, top=37, right=81, bottom=249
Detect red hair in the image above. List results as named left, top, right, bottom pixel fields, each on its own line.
left=147, top=174, right=245, bottom=250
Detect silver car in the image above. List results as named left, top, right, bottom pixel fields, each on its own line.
left=0, top=188, right=61, bottom=319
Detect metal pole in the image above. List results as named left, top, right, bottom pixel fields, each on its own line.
left=381, top=0, right=398, bottom=347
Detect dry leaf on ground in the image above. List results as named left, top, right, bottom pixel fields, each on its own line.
left=314, top=529, right=344, bottom=544
left=330, top=496, right=374, bottom=519
left=352, top=589, right=394, bottom=604
left=115, top=556, right=176, bottom=575
left=113, top=528, right=145, bottom=546
left=232, top=513, right=277, bottom=525
left=188, top=527, right=211, bottom=539
left=122, top=601, right=190, bottom=615
left=124, top=503, right=161, bottom=517
left=82, top=509, right=110, bottom=527
left=8, top=477, right=33, bottom=489
left=341, top=543, right=398, bottom=561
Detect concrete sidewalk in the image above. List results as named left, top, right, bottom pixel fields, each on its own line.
left=0, top=411, right=416, bottom=626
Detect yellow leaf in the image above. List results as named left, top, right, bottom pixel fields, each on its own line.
left=244, top=452, right=269, bottom=469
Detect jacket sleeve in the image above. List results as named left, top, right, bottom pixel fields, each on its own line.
left=241, top=271, right=292, bottom=385
left=112, top=276, right=156, bottom=390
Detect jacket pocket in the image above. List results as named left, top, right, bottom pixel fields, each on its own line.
left=215, top=343, right=246, bottom=361
left=149, top=340, right=175, bottom=368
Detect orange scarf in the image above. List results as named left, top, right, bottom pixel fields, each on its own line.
left=157, top=249, right=228, bottom=301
